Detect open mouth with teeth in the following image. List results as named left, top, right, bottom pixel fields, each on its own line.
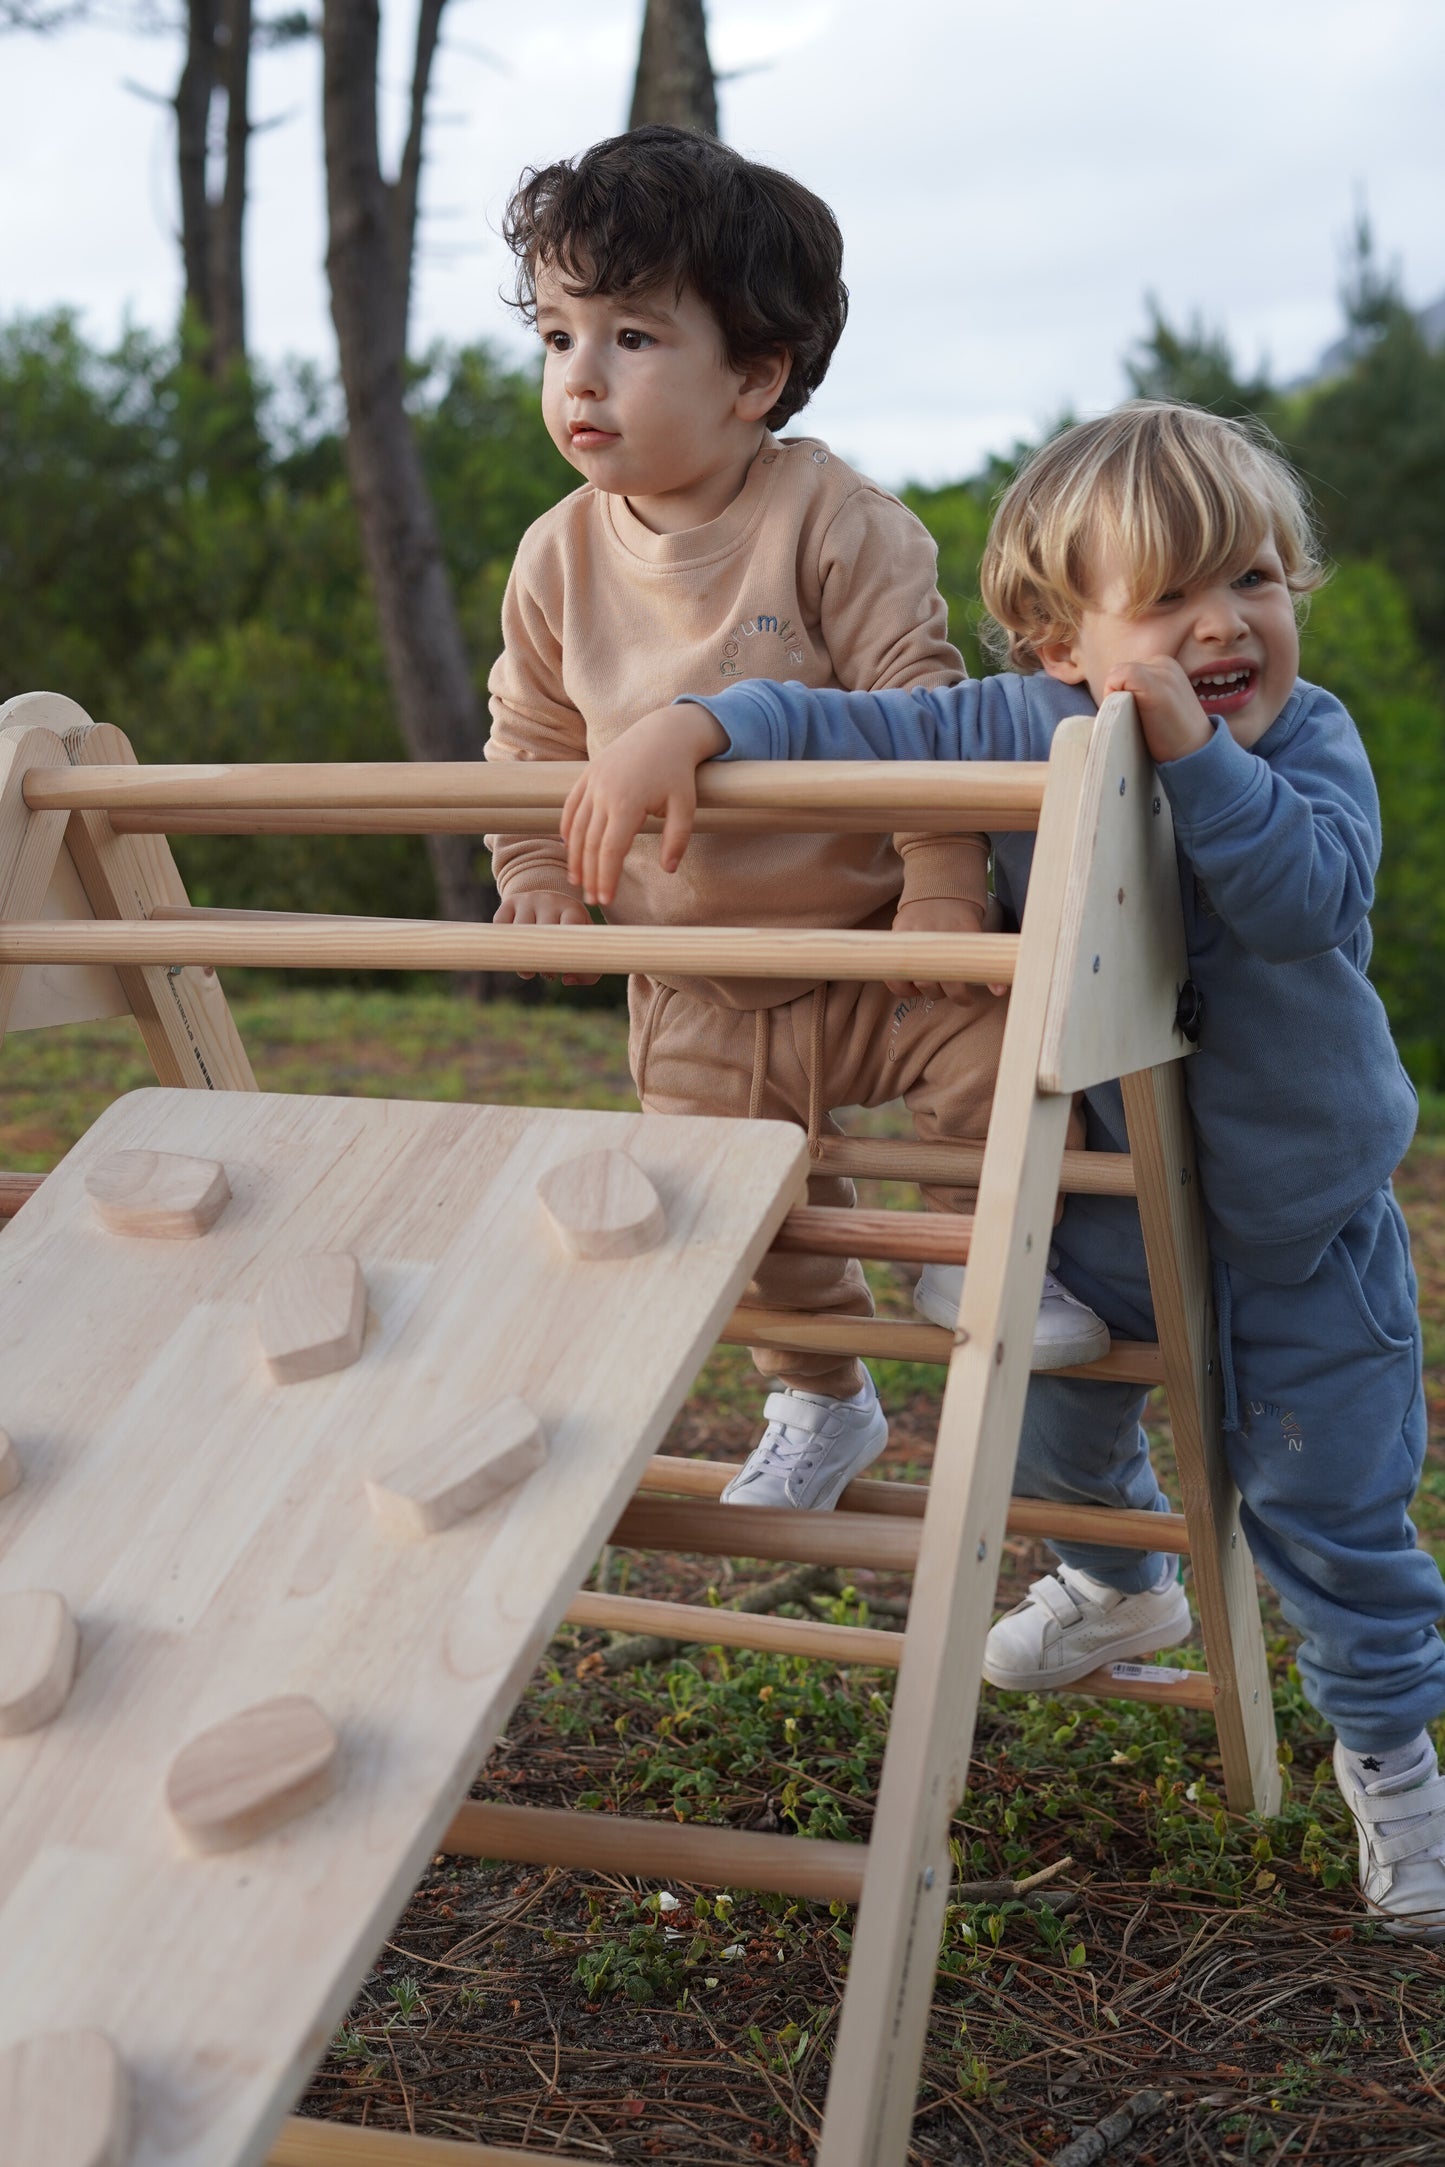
left=1190, top=666, right=1256, bottom=714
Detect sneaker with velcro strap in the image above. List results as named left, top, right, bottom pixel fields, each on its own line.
left=720, top=1373, right=889, bottom=1511
left=1333, top=1735, right=1445, bottom=1941
left=914, top=1262, right=1110, bottom=1370
left=982, top=1564, right=1193, bottom=1691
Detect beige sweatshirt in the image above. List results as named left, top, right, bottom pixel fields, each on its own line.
left=485, top=432, right=985, bottom=1008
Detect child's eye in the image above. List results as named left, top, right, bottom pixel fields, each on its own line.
left=1233, top=568, right=1265, bottom=589
left=617, top=328, right=656, bottom=351
left=540, top=329, right=572, bottom=353
left=1154, top=589, right=1184, bottom=607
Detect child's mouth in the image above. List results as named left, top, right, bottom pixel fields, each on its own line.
left=1189, top=665, right=1256, bottom=714
left=569, top=426, right=620, bottom=451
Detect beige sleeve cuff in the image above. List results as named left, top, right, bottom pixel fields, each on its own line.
left=894, top=831, right=990, bottom=911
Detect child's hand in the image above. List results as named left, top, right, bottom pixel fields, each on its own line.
left=1105, top=659, right=1212, bottom=765
left=886, top=896, right=991, bottom=1005
left=492, top=889, right=600, bottom=984
left=561, top=705, right=727, bottom=908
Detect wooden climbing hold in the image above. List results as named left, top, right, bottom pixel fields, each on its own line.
left=0, top=1588, right=79, bottom=1736
left=537, top=1148, right=666, bottom=1260
left=166, top=1693, right=338, bottom=1854
left=257, top=1252, right=367, bottom=1383
left=366, top=1394, right=548, bottom=1543
left=0, top=1423, right=19, bottom=1501
left=0, top=2028, right=132, bottom=2167
left=85, top=1149, right=231, bottom=1239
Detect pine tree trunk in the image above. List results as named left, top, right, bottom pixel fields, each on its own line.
left=629, top=0, right=718, bottom=135
left=321, top=0, right=494, bottom=943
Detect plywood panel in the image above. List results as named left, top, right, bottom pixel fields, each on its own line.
left=0, top=1087, right=807, bottom=2167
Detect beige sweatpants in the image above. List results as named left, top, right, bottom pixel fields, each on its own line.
left=629, top=973, right=1014, bottom=1399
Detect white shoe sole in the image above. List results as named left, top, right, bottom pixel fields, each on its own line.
left=912, top=1281, right=1110, bottom=1370
left=982, top=1583, right=1194, bottom=1690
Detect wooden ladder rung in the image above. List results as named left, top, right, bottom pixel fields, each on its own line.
left=565, top=1590, right=1212, bottom=1709
left=772, top=1202, right=972, bottom=1264
left=634, top=1454, right=1191, bottom=1553
left=271, top=2121, right=598, bottom=2164
left=441, top=1800, right=868, bottom=1902
left=0, top=1170, right=41, bottom=1219
left=815, top=1135, right=1137, bottom=1198
left=722, top=1304, right=1166, bottom=1385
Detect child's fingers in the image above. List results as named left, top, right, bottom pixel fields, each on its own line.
left=657, top=790, right=696, bottom=875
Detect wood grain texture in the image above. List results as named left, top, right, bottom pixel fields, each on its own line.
left=0, top=2027, right=131, bottom=2167
left=1038, top=693, right=1192, bottom=1094
left=271, top=2119, right=600, bottom=2164
left=258, top=1253, right=368, bottom=1384
left=0, top=915, right=1022, bottom=988
left=24, top=756, right=1050, bottom=819
left=0, top=719, right=70, bottom=1045
left=537, top=1148, right=666, bottom=1260
left=0, top=1087, right=806, bottom=2167
left=86, top=1151, right=231, bottom=1240
left=0, top=1588, right=79, bottom=1735
left=366, top=1397, right=547, bottom=1542
left=6, top=820, right=129, bottom=1034
left=166, top=1696, right=339, bottom=1854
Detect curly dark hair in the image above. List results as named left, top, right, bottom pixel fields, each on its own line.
left=502, top=125, right=848, bottom=429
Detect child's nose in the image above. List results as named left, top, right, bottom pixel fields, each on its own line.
left=1195, top=586, right=1249, bottom=640
left=563, top=344, right=604, bottom=399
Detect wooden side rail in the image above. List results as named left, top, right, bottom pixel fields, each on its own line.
left=0, top=917, right=1020, bottom=986
left=440, top=1800, right=869, bottom=1902
left=115, top=804, right=1027, bottom=836
left=23, top=757, right=1050, bottom=820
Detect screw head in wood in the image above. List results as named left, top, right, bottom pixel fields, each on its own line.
left=85, top=1150, right=231, bottom=1240
left=166, top=1693, right=339, bottom=1854
left=0, top=2029, right=131, bottom=2167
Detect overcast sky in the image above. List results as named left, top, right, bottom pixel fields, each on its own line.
left=4, top=0, right=1444, bottom=485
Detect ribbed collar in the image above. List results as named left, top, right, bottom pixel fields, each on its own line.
left=599, top=433, right=789, bottom=570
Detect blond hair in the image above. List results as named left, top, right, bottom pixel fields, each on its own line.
left=980, top=401, right=1325, bottom=671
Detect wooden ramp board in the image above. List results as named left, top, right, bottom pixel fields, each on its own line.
left=0, top=1087, right=807, bottom=2167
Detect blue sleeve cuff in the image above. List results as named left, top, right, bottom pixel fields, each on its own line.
left=676, top=688, right=782, bottom=762
left=1158, top=719, right=1267, bottom=838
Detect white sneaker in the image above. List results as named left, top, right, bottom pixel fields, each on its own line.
left=720, top=1374, right=889, bottom=1511
left=914, top=1263, right=1110, bottom=1371
left=1332, top=1736, right=1445, bottom=1941
left=982, top=1565, right=1193, bottom=1690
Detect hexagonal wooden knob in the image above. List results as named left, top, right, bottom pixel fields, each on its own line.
left=258, top=1252, right=367, bottom=1384
left=537, top=1149, right=665, bottom=1260
left=0, top=1589, right=79, bottom=1736
left=0, top=2028, right=131, bottom=2167
left=85, top=1150, right=230, bottom=1239
left=366, top=1395, right=547, bottom=1543
left=167, top=1693, right=338, bottom=1854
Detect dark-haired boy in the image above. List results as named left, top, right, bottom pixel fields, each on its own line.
left=485, top=125, right=1106, bottom=1510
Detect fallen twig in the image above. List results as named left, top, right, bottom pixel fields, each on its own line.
left=1047, top=2086, right=1170, bottom=2166
left=954, top=1853, right=1081, bottom=1912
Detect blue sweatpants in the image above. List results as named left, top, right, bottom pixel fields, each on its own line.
left=1017, top=1089, right=1445, bottom=1755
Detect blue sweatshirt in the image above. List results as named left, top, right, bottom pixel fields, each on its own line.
left=689, top=672, right=1417, bottom=1284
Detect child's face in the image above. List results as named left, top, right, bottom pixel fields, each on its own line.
left=533, top=263, right=788, bottom=533
left=1040, top=539, right=1301, bottom=750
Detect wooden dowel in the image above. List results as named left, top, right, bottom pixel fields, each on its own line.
left=773, top=1204, right=972, bottom=1265
left=721, top=1305, right=1166, bottom=1385
left=816, top=1135, right=1136, bottom=1198
left=633, top=1456, right=1191, bottom=1554
left=1060, top=1663, right=1214, bottom=1711
left=114, top=805, right=1036, bottom=837
left=441, top=1799, right=869, bottom=1902
left=24, top=758, right=1050, bottom=819
left=0, top=1170, right=43, bottom=1220
left=565, top=1588, right=904, bottom=1666
left=271, top=2125, right=598, bottom=2166
left=610, top=1494, right=920, bottom=1571
left=0, top=919, right=1020, bottom=987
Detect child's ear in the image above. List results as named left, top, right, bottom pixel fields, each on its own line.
left=735, top=348, right=792, bottom=423
left=1037, top=635, right=1088, bottom=686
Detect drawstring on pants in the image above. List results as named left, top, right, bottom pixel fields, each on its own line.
left=743, top=983, right=828, bottom=1159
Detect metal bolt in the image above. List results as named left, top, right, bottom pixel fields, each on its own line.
left=1092, top=955, right=1101, bottom=973
left=1253, top=1689, right=1260, bottom=1703
left=1180, top=1167, right=1189, bottom=1185
left=1230, top=1532, right=1237, bottom=1549
left=923, top=1867, right=936, bottom=1889
left=167, top=963, right=184, bottom=980
left=976, top=1539, right=987, bottom=1562
left=1118, top=776, right=1127, bottom=796
left=1117, top=888, right=1125, bottom=905
left=1152, top=795, right=1162, bottom=814
left=1024, top=1233, right=1033, bottom=1252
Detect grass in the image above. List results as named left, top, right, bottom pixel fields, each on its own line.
left=5, top=987, right=1445, bottom=2165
